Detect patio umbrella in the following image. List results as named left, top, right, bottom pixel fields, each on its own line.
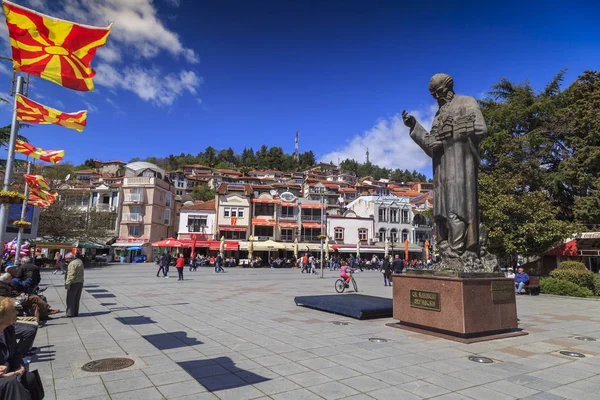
left=151, top=238, right=187, bottom=248
left=293, top=238, right=298, bottom=259
left=248, top=235, right=254, bottom=259
left=220, top=236, right=225, bottom=257
left=405, top=239, right=409, bottom=261
left=356, top=240, right=360, bottom=258
left=324, top=237, right=329, bottom=259
left=384, top=239, right=389, bottom=258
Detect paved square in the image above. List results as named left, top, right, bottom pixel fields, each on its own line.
left=30, top=264, right=600, bottom=399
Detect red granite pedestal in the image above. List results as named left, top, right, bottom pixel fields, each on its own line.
left=387, top=273, right=528, bottom=343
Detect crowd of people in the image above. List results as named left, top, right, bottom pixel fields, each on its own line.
left=0, top=251, right=85, bottom=399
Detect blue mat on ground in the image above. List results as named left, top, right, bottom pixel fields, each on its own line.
left=294, top=294, right=393, bottom=320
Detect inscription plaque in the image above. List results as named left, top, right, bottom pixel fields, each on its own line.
left=491, top=280, right=515, bottom=303
left=410, top=290, right=441, bottom=312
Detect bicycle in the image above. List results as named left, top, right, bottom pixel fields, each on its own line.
left=335, top=272, right=358, bottom=293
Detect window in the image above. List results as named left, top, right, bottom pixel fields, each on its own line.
left=390, top=228, right=398, bottom=242
left=223, top=230, right=246, bottom=240
left=281, top=206, right=294, bottom=218
left=281, top=229, right=294, bottom=241
left=130, top=205, right=141, bottom=215
left=231, top=208, right=237, bottom=217
left=238, top=208, right=244, bottom=218
left=378, top=208, right=386, bottom=222
left=255, top=204, right=274, bottom=216
left=402, top=229, right=409, bottom=242
left=188, top=215, right=207, bottom=232
left=164, top=209, right=171, bottom=225
left=358, top=229, right=368, bottom=241
left=128, top=225, right=141, bottom=236
left=166, top=192, right=172, bottom=207
left=224, top=207, right=230, bottom=217
left=402, top=209, right=409, bottom=224
left=378, top=228, right=386, bottom=242
left=254, top=226, right=274, bottom=237
left=334, top=227, right=344, bottom=241
left=390, top=209, right=398, bottom=223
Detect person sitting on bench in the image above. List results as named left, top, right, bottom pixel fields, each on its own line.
left=514, top=267, right=529, bottom=294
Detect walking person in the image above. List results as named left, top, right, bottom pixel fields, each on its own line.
left=64, top=252, right=84, bottom=318
left=300, top=254, right=308, bottom=273
left=53, top=252, right=65, bottom=275
left=215, top=254, right=224, bottom=273
left=156, top=253, right=167, bottom=277
left=309, top=254, right=316, bottom=275
left=175, top=254, right=185, bottom=281
left=392, top=254, right=404, bottom=274
left=383, top=256, right=393, bottom=286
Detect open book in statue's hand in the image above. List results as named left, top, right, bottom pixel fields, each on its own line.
left=455, top=114, right=476, bottom=136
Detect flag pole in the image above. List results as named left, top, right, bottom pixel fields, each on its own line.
left=14, top=157, right=30, bottom=264
left=0, top=75, right=24, bottom=250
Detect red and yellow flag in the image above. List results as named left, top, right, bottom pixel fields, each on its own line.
left=24, top=174, right=49, bottom=190
left=27, top=198, right=51, bottom=208
left=15, top=140, right=65, bottom=163
left=3, top=0, right=112, bottom=91
left=17, top=95, right=87, bottom=132
left=29, top=187, right=57, bottom=203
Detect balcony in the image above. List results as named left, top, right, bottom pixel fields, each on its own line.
left=301, top=235, right=321, bottom=243
left=95, top=203, right=116, bottom=212
left=301, top=214, right=321, bottom=221
left=279, top=214, right=297, bottom=221
left=124, top=193, right=142, bottom=204
left=122, top=213, right=142, bottom=223
left=280, top=234, right=294, bottom=242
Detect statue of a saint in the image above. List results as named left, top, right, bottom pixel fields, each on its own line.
left=403, top=73, right=492, bottom=270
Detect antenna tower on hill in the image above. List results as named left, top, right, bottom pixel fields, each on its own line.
left=294, top=130, right=299, bottom=163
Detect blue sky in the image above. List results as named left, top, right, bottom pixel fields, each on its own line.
left=0, top=0, right=598, bottom=176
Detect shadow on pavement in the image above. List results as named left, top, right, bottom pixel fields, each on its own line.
left=178, top=358, right=269, bottom=391
left=116, top=316, right=156, bottom=325
left=85, top=289, right=108, bottom=293
left=92, top=294, right=116, bottom=299
left=76, top=311, right=112, bottom=317
left=142, top=331, right=203, bottom=350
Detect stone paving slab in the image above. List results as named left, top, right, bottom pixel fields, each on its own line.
left=27, top=263, right=600, bottom=399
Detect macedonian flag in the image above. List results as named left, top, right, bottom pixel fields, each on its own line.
left=3, top=0, right=112, bottom=91
left=15, top=140, right=65, bottom=163
left=17, top=95, right=87, bottom=132
left=29, top=187, right=57, bottom=203
left=23, top=174, right=49, bottom=190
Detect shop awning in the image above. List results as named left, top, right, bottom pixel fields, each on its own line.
left=209, top=241, right=239, bottom=251
left=111, top=242, right=147, bottom=248
left=280, top=202, right=296, bottom=207
left=179, top=239, right=211, bottom=248
left=279, top=222, right=298, bottom=229
left=252, top=198, right=280, bottom=204
left=219, top=226, right=247, bottom=232
left=301, top=204, right=325, bottom=209
left=547, top=240, right=578, bottom=256
left=302, top=222, right=324, bottom=229
left=253, top=240, right=286, bottom=250
left=252, top=218, right=276, bottom=226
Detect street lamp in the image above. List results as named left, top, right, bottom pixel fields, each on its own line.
left=320, top=195, right=325, bottom=278
left=387, top=237, right=397, bottom=258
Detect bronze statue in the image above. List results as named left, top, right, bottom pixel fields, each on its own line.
left=403, top=73, right=496, bottom=272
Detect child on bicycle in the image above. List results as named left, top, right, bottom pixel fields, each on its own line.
left=340, top=262, right=355, bottom=287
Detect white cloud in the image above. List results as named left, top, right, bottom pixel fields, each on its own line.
left=0, top=63, right=11, bottom=76
left=83, top=100, right=98, bottom=113
left=95, top=63, right=202, bottom=106
left=163, top=0, right=181, bottom=7
left=319, top=104, right=437, bottom=171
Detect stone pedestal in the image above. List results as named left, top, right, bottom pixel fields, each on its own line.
left=387, top=273, right=527, bottom=343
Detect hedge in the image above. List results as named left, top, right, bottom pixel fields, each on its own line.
left=593, top=274, right=600, bottom=296
left=558, top=261, right=587, bottom=271
left=540, top=278, right=593, bottom=297
left=550, top=268, right=595, bottom=291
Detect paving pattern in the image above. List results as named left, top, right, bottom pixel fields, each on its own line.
left=29, top=263, right=600, bottom=399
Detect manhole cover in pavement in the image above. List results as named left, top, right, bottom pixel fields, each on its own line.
left=82, top=358, right=135, bottom=372
left=559, top=351, right=585, bottom=358
left=574, top=336, right=597, bottom=342
left=468, top=356, right=493, bottom=363
left=369, top=338, right=388, bottom=343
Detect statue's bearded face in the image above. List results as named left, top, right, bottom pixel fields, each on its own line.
left=429, top=85, right=447, bottom=100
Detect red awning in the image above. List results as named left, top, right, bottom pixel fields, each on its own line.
left=151, top=238, right=189, bottom=248
left=252, top=198, right=280, bottom=204
left=280, top=202, right=296, bottom=207
left=252, top=218, right=276, bottom=226
left=209, top=241, right=239, bottom=251
left=219, top=226, right=246, bottom=232
left=547, top=240, right=578, bottom=256
left=301, top=204, right=325, bottom=209
left=302, top=222, right=324, bottom=229
left=279, top=222, right=298, bottom=229
left=179, top=239, right=211, bottom=248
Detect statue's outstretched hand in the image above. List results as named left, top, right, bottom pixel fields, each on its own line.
left=402, top=110, right=416, bottom=129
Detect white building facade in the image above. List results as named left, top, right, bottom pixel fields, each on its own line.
left=177, top=200, right=216, bottom=240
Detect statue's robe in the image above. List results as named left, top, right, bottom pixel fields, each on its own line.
left=409, top=95, right=487, bottom=253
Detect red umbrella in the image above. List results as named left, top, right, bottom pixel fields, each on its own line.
left=151, top=238, right=188, bottom=248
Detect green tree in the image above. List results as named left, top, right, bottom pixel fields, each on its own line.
left=298, top=150, right=316, bottom=170
left=191, top=184, right=216, bottom=201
